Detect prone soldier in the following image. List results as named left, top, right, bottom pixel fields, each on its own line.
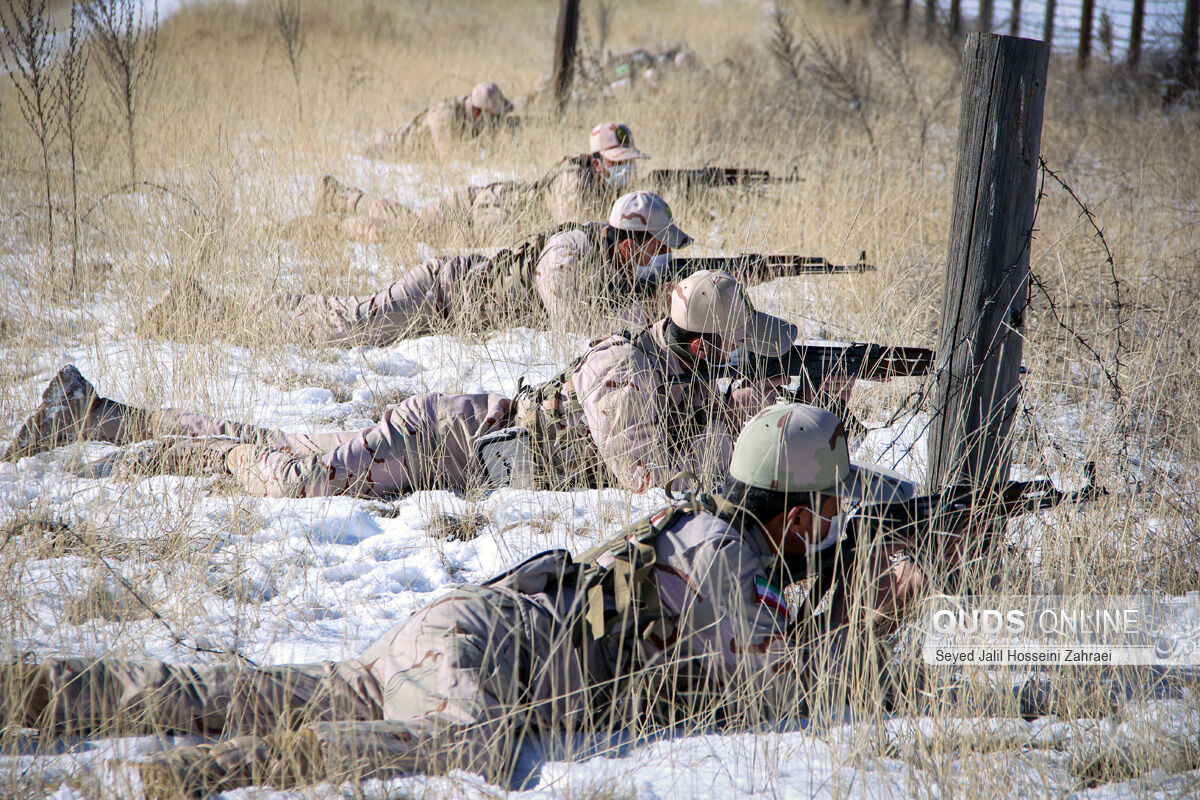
left=154, top=190, right=687, bottom=346
left=7, top=269, right=802, bottom=499
left=319, top=121, right=648, bottom=242
left=364, top=81, right=517, bottom=161
left=0, top=403, right=925, bottom=796
left=284, top=189, right=684, bottom=344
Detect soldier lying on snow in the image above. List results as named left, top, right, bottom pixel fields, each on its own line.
left=321, top=121, right=648, bottom=242
left=7, top=271, right=820, bottom=498
left=154, top=190, right=795, bottom=346
left=363, top=81, right=518, bottom=161
left=289, top=187, right=679, bottom=344
left=1, top=404, right=928, bottom=797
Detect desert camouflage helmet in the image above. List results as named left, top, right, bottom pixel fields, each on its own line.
left=730, top=403, right=852, bottom=495
left=589, top=122, right=648, bottom=162
left=467, top=82, right=513, bottom=115
left=608, top=190, right=691, bottom=248
left=669, top=269, right=798, bottom=356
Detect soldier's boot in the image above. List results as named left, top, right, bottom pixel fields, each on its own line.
left=0, top=656, right=51, bottom=729
left=138, top=742, right=253, bottom=800
left=315, top=174, right=363, bottom=216
left=3, top=366, right=152, bottom=461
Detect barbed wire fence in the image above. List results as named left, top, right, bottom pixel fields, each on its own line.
left=863, top=0, right=1197, bottom=80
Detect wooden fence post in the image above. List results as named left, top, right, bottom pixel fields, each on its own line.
left=1184, top=0, right=1200, bottom=84
left=1128, top=0, right=1145, bottom=66
left=928, top=33, right=1049, bottom=492
left=551, top=0, right=581, bottom=112
left=1043, top=0, right=1056, bottom=46
left=1079, top=0, right=1095, bottom=68
left=1010, top=0, right=1023, bottom=36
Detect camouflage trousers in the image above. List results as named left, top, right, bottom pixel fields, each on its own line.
left=271, top=254, right=493, bottom=347
left=100, top=392, right=513, bottom=498
left=4, top=585, right=587, bottom=791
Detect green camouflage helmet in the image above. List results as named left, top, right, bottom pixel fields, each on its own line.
left=729, top=403, right=851, bottom=494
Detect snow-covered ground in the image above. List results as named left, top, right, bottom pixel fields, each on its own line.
left=0, top=141, right=1195, bottom=798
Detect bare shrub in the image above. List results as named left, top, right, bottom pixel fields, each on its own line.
left=802, top=25, right=875, bottom=149
left=56, top=6, right=90, bottom=290
left=84, top=0, right=160, bottom=184
left=768, top=3, right=805, bottom=101
left=270, top=0, right=305, bottom=121
left=0, top=0, right=61, bottom=273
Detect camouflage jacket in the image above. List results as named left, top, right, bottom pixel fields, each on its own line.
left=584, top=505, right=808, bottom=724
left=370, top=95, right=514, bottom=158
left=478, top=501, right=809, bottom=726
left=540, top=154, right=613, bottom=224
left=517, top=320, right=766, bottom=492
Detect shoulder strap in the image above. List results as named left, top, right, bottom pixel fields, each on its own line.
left=574, top=490, right=717, bottom=642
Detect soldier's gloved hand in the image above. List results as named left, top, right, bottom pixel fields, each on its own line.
left=726, top=376, right=789, bottom=426
left=819, top=373, right=856, bottom=402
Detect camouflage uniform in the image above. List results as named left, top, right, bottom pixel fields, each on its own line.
left=515, top=319, right=779, bottom=493
left=320, top=154, right=612, bottom=241
left=4, top=497, right=821, bottom=794
left=324, top=121, right=645, bottom=241
left=580, top=47, right=699, bottom=94
left=2, top=366, right=512, bottom=500
left=271, top=222, right=661, bottom=346
left=365, top=82, right=516, bottom=160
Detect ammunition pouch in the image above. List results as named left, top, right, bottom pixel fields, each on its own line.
left=473, top=426, right=537, bottom=489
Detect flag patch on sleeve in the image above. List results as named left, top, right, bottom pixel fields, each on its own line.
left=754, top=575, right=788, bottom=616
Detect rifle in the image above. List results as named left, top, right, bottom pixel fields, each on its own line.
left=720, top=341, right=936, bottom=388
left=785, top=463, right=1109, bottom=623
left=649, top=166, right=804, bottom=190
left=640, top=252, right=876, bottom=287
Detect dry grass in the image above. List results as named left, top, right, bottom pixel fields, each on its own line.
left=0, top=0, right=1198, bottom=797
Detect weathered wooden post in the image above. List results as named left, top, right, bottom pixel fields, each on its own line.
left=927, top=33, right=1049, bottom=492
left=980, top=0, right=994, bottom=31
left=551, top=0, right=581, bottom=112
left=1042, top=0, right=1056, bottom=46
left=1127, top=0, right=1145, bottom=66
left=1078, top=0, right=1096, bottom=68
left=1009, top=0, right=1023, bottom=37
left=1184, top=0, right=1200, bottom=84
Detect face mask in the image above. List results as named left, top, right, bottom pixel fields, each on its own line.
left=604, top=161, right=635, bottom=189
left=804, top=512, right=842, bottom=555
left=635, top=251, right=673, bottom=281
